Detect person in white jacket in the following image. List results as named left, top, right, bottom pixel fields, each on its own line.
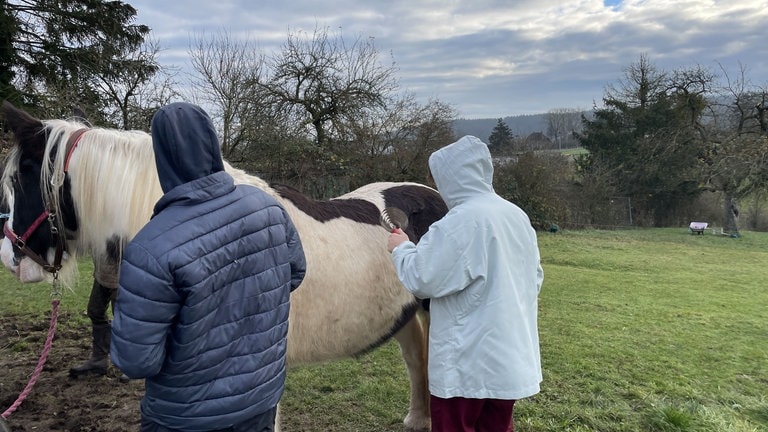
left=387, top=135, right=543, bottom=432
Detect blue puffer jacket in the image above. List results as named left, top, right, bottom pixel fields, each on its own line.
left=111, top=103, right=306, bottom=431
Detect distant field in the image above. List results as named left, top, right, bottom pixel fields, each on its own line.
left=1, top=228, right=766, bottom=431
left=561, top=146, right=588, bottom=156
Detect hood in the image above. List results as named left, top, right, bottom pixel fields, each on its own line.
left=150, top=102, right=225, bottom=193
left=428, top=135, right=494, bottom=209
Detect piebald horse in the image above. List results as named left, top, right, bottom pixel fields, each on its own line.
left=0, top=101, right=446, bottom=432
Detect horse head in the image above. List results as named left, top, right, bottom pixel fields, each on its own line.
left=1, top=101, right=82, bottom=283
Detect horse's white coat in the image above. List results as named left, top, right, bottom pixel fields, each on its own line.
left=2, top=121, right=432, bottom=432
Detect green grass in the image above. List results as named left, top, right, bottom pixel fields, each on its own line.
left=529, top=228, right=768, bottom=432
left=561, top=147, right=589, bottom=157
left=0, top=258, right=95, bottom=325
left=1, top=228, right=766, bottom=431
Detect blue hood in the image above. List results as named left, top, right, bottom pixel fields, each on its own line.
left=150, top=102, right=225, bottom=193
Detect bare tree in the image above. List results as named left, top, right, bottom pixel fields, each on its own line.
left=700, top=62, right=768, bottom=234
left=260, top=26, right=399, bottom=151
left=343, top=94, right=456, bottom=187
left=605, top=53, right=667, bottom=109
left=92, top=37, right=179, bottom=130
left=188, top=31, right=268, bottom=156
left=184, top=27, right=454, bottom=198
left=546, top=108, right=582, bottom=149
left=667, top=64, right=714, bottom=129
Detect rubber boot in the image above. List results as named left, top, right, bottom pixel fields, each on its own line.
left=69, top=323, right=110, bottom=378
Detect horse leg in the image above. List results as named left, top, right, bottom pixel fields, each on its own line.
left=394, top=311, right=431, bottom=432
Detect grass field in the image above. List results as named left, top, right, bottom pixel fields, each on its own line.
left=1, top=228, right=766, bottom=431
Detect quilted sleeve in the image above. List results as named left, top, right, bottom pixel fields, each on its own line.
left=111, top=242, right=181, bottom=378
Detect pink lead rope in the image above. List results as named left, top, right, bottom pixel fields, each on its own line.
left=1, top=298, right=60, bottom=424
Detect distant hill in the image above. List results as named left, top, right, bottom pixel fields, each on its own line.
left=453, top=113, right=550, bottom=141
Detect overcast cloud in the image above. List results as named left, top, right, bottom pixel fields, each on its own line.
left=127, top=0, right=768, bottom=119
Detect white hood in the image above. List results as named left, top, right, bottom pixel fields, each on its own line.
left=428, top=135, right=494, bottom=209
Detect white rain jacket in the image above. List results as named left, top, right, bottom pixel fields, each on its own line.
left=391, top=135, right=543, bottom=400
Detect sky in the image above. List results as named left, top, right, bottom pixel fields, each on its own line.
left=126, top=0, right=768, bottom=119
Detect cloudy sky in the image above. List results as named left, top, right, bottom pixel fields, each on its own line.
left=126, top=0, right=768, bottom=119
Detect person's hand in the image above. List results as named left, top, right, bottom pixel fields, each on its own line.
left=387, top=228, right=410, bottom=253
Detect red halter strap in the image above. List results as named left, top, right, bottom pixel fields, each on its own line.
left=18, top=211, right=50, bottom=245
left=63, top=128, right=88, bottom=172
left=3, top=216, right=63, bottom=273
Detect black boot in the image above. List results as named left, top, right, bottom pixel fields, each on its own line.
left=69, top=323, right=110, bottom=378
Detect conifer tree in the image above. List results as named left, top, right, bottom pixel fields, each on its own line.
left=2, top=0, right=153, bottom=117
left=488, top=118, right=513, bottom=153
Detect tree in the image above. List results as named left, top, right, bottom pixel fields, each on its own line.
left=186, top=30, right=322, bottom=195
left=188, top=30, right=269, bottom=157
left=698, top=63, right=768, bottom=234
left=343, top=95, right=456, bottom=188
left=2, top=0, right=153, bottom=118
left=494, top=152, right=572, bottom=229
left=487, top=118, right=513, bottom=154
left=546, top=108, right=582, bottom=149
left=260, top=26, right=399, bottom=153
left=0, top=1, right=21, bottom=106
left=93, top=37, right=178, bottom=130
left=577, top=55, right=708, bottom=226
left=185, top=27, right=455, bottom=198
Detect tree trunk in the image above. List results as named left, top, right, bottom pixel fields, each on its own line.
left=723, top=193, right=740, bottom=235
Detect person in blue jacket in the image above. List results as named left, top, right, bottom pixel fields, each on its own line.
left=387, top=135, right=543, bottom=432
left=111, top=102, right=306, bottom=432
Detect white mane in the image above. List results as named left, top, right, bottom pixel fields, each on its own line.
left=42, top=121, right=280, bottom=274
left=40, top=121, right=160, bottom=267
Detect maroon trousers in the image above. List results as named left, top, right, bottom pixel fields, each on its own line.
left=430, top=395, right=516, bottom=432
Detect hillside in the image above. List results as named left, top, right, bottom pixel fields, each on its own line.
left=453, top=113, right=550, bottom=141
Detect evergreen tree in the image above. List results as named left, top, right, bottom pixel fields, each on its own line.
left=488, top=118, right=513, bottom=153
left=2, top=0, right=152, bottom=117
left=0, top=1, right=21, bottom=105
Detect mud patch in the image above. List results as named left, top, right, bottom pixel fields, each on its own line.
left=1, top=313, right=143, bottom=431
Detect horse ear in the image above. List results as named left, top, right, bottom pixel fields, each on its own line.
left=2, top=100, right=46, bottom=161
left=3, top=100, right=44, bottom=136
left=71, top=105, right=92, bottom=127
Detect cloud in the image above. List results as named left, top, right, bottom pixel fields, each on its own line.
left=129, top=0, right=768, bottom=118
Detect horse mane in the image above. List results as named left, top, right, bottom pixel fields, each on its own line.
left=37, top=122, right=281, bottom=267
left=41, top=119, right=162, bottom=264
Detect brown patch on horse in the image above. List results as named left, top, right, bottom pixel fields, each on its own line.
left=383, top=184, right=447, bottom=312
left=383, top=185, right=448, bottom=242
left=271, top=183, right=379, bottom=225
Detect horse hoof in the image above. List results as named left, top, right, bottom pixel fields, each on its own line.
left=403, top=416, right=431, bottom=432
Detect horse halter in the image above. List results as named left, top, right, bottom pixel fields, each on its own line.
left=4, top=128, right=88, bottom=275
left=3, top=211, right=64, bottom=273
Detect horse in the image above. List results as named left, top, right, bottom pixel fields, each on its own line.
left=0, top=101, right=447, bottom=432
